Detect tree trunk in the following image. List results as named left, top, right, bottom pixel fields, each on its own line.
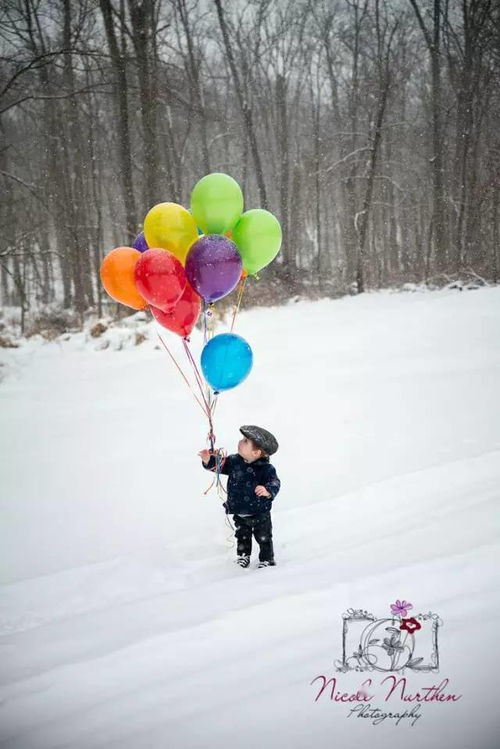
left=176, top=0, right=211, bottom=174
left=356, top=79, right=390, bottom=293
left=410, top=0, right=448, bottom=271
left=213, top=0, right=268, bottom=209
left=276, top=74, right=293, bottom=277
left=128, top=0, right=160, bottom=208
left=100, top=0, right=137, bottom=240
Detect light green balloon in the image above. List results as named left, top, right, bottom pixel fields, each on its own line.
left=232, top=209, right=282, bottom=275
left=190, top=173, right=244, bottom=235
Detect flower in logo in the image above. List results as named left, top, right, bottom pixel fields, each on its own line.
left=382, top=633, right=405, bottom=656
left=390, top=599, right=413, bottom=617
left=400, top=617, right=421, bottom=634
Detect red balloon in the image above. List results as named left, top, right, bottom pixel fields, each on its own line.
left=134, top=248, right=186, bottom=312
left=150, top=282, right=201, bottom=338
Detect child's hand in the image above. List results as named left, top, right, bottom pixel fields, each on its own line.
left=255, top=485, right=271, bottom=498
left=198, top=449, right=211, bottom=465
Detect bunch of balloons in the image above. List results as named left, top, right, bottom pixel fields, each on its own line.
left=100, top=172, right=281, bottom=395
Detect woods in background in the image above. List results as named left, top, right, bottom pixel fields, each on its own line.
left=1, top=0, right=500, bottom=323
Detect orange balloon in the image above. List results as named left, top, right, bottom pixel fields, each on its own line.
left=100, top=246, right=147, bottom=310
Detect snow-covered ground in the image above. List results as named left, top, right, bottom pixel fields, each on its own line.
left=1, top=287, right=499, bottom=748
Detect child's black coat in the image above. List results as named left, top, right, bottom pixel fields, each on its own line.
left=202, top=453, right=281, bottom=515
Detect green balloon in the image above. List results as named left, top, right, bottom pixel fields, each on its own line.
left=232, top=209, right=282, bottom=275
left=190, top=173, right=244, bottom=235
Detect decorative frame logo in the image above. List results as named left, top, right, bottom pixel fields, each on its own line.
left=335, top=600, right=443, bottom=673
left=311, top=600, right=461, bottom=726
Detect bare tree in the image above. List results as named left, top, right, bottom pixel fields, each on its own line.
left=409, top=0, right=449, bottom=271
left=1, top=0, right=499, bottom=320
left=213, top=0, right=268, bottom=209
left=99, top=0, right=137, bottom=239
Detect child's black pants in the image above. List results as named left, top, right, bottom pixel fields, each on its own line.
left=233, top=511, right=274, bottom=562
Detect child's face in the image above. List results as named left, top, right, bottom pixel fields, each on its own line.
left=238, top=435, right=262, bottom=462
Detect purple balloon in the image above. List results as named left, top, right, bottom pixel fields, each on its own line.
left=133, top=232, right=149, bottom=253
left=185, top=235, right=242, bottom=302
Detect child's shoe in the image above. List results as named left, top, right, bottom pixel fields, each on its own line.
left=236, top=555, right=250, bottom=568
left=257, top=560, right=276, bottom=568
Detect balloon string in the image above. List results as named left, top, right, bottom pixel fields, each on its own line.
left=211, top=394, right=219, bottom=417
left=203, top=300, right=216, bottom=342
left=156, top=328, right=217, bottom=449
left=203, top=475, right=216, bottom=495
left=156, top=326, right=220, bottom=490
left=202, top=301, right=214, bottom=412
left=171, top=334, right=221, bottom=495
left=230, top=276, right=247, bottom=332
left=205, top=278, right=245, bottom=513
left=182, top=338, right=211, bottom=413
left=202, top=300, right=208, bottom=344
left=203, top=447, right=228, bottom=497
left=156, top=330, right=208, bottom=416
left=214, top=449, right=229, bottom=503
left=225, top=514, right=235, bottom=549
left=209, top=304, right=216, bottom=339
left=182, top=338, right=217, bottom=451
left=157, top=307, right=221, bottom=495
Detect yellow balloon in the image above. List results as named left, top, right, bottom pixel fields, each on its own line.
left=144, top=202, right=198, bottom=264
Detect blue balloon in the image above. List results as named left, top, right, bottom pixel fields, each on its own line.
left=201, top=333, right=253, bottom=392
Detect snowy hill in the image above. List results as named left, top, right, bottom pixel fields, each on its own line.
left=1, top=287, right=499, bottom=748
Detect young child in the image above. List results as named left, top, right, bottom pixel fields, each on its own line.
left=198, top=425, right=281, bottom=568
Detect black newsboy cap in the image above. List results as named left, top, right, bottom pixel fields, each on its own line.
left=239, top=425, right=279, bottom=456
